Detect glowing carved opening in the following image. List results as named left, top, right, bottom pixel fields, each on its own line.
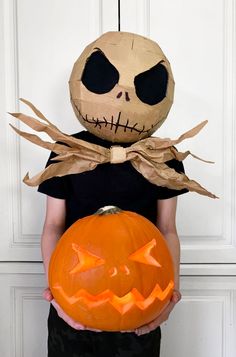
left=70, top=244, right=105, bottom=274
left=108, top=265, right=130, bottom=277
left=120, top=265, right=130, bottom=275
left=128, top=239, right=161, bottom=267
left=53, top=280, right=174, bottom=315
left=108, top=267, right=118, bottom=277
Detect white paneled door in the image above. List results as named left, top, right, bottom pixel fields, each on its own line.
left=0, top=0, right=118, bottom=261
left=120, top=0, right=236, bottom=264
left=0, top=0, right=235, bottom=356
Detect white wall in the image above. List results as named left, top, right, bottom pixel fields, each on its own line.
left=0, top=0, right=235, bottom=356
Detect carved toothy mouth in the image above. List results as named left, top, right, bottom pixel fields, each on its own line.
left=74, top=105, right=158, bottom=136
left=53, top=280, right=174, bottom=315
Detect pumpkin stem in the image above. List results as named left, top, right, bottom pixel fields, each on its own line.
left=95, top=206, right=122, bottom=215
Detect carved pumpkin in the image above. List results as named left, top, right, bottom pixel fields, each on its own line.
left=49, top=206, right=174, bottom=331
left=69, top=31, right=174, bottom=143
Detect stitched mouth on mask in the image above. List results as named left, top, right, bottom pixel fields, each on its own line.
left=76, top=107, right=155, bottom=135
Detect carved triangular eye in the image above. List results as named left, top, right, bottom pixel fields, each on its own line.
left=128, top=239, right=161, bottom=267
left=70, top=244, right=105, bottom=274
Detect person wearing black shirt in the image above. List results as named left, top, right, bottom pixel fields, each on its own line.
left=39, top=130, right=187, bottom=357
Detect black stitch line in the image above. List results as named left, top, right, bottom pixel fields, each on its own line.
left=124, top=119, right=129, bottom=132
left=131, top=123, right=138, bottom=132
left=114, top=111, right=121, bottom=133
left=111, top=116, right=114, bottom=130
left=92, top=116, right=96, bottom=126
left=139, top=125, right=146, bottom=135
left=82, top=111, right=108, bottom=126
left=97, top=117, right=102, bottom=129
left=93, top=117, right=101, bottom=129
left=103, top=116, right=108, bottom=127
left=75, top=105, right=154, bottom=135
left=84, top=112, right=148, bottom=134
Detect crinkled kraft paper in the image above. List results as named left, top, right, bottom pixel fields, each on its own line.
left=9, top=99, right=217, bottom=199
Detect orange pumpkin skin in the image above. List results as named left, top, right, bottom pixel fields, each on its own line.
left=49, top=207, right=174, bottom=331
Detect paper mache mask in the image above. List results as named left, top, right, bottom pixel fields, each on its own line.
left=69, top=31, right=174, bottom=143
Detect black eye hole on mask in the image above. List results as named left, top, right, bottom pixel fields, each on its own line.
left=81, top=49, right=119, bottom=94
left=134, top=62, right=168, bottom=105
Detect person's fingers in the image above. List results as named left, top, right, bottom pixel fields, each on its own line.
left=86, top=327, right=102, bottom=332
left=135, top=325, right=151, bottom=336
left=135, top=299, right=178, bottom=336
left=137, top=317, right=162, bottom=335
left=50, top=289, right=182, bottom=334
left=172, top=290, right=182, bottom=303
left=51, top=299, right=102, bottom=331
left=51, top=300, right=84, bottom=329
left=125, top=291, right=182, bottom=336
left=69, top=321, right=85, bottom=330
left=42, top=287, right=53, bottom=301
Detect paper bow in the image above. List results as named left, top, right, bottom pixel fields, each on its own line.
left=9, top=98, right=217, bottom=199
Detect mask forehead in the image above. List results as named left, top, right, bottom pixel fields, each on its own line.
left=94, top=31, right=165, bottom=55
left=70, top=32, right=170, bottom=82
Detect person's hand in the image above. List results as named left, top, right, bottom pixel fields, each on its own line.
left=42, top=287, right=54, bottom=302
left=42, top=287, right=101, bottom=332
left=134, top=290, right=182, bottom=336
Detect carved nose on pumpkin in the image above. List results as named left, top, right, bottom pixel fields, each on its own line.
left=108, top=265, right=130, bottom=277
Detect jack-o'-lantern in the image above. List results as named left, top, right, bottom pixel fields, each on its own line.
left=69, top=31, right=174, bottom=143
left=49, top=206, right=174, bottom=331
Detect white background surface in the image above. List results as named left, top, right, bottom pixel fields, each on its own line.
left=0, top=0, right=235, bottom=356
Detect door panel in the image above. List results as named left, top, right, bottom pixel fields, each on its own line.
left=1, top=264, right=235, bottom=357
left=0, top=0, right=118, bottom=261
left=0, top=1, right=235, bottom=357
left=120, top=0, right=236, bottom=263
